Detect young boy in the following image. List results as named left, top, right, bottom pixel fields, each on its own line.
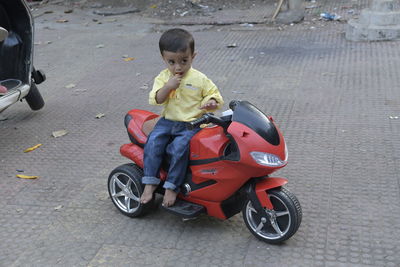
left=141, top=28, right=223, bottom=207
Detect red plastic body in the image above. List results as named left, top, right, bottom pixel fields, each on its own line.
left=121, top=109, right=288, bottom=219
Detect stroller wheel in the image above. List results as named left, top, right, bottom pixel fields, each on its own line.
left=25, top=83, right=44, bottom=111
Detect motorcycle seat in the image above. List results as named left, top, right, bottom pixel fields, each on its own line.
left=124, top=109, right=159, bottom=147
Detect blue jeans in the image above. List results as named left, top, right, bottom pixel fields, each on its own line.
left=142, top=118, right=200, bottom=192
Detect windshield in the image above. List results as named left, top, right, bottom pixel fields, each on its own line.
left=231, top=101, right=280, bottom=146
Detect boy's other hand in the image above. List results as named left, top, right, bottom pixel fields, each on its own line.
left=166, top=74, right=182, bottom=91
left=200, top=99, right=218, bottom=110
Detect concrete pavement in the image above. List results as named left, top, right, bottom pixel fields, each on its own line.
left=0, top=0, right=399, bottom=266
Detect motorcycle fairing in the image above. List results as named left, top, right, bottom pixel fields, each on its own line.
left=228, top=122, right=287, bottom=168
left=232, top=101, right=280, bottom=146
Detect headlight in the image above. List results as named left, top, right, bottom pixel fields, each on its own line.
left=250, top=151, right=286, bottom=167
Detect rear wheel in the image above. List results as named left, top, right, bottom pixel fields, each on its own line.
left=108, top=163, right=151, bottom=217
left=242, top=187, right=302, bottom=244
left=25, top=83, right=44, bottom=110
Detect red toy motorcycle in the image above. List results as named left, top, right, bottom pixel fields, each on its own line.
left=108, top=100, right=302, bottom=244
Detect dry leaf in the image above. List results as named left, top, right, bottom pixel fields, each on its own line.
left=56, top=19, right=69, bottom=23
left=65, top=83, right=76, bottom=89
left=54, top=205, right=63, bottom=211
left=96, top=44, right=105, bottom=48
left=123, top=57, right=135, bottom=62
left=140, top=84, right=149, bottom=90
left=16, top=174, right=38, bottom=179
left=150, top=4, right=157, bottom=8
left=95, top=113, right=105, bottom=119
left=52, top=130, right=68, bottom=138
left=24, top=144, right=42, bottom=153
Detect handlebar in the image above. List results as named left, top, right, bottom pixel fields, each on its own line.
left=188, top=113, right=229, bottom=130
left=188, top=100, right=241, bottom=130
left=188, top=114, right=211, bottom=130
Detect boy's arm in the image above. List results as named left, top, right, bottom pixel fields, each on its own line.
left=149, top=73, right=182, bottom=105
left=200, top=78, right=224, bottom=111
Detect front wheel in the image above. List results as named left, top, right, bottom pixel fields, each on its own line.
left=242, top=187, right=302, bottom=244
left=108, top=163, right=151, bottom=217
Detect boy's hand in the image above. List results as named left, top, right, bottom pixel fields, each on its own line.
left=200, top=99, right=218, bottom=110
left=165, top=74, right=182, bottom=91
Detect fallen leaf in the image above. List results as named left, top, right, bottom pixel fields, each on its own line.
left=150, top=4, right=157, bottom=8
left=95, top=113, right=105, bottom=119
left=124, top=57, right=135, bottom=62
left=140, top=84, right=149, bottom=90
left=54, top=205, right=63, bottom=211
left=24, top=144, right=42, bottom=153
left=52, top=130, right=68, bottom=138
left=16, top=174, right=38, bottom=179
left=65, top=83, right=76, bottom=89
left=96, top=44, right=105, bottom=48
left=64, top=9, right=73, bottom=13
left=56, top=19, right=69, bottom=23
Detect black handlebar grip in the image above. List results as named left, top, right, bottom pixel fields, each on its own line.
left=188, top=116, right=209, bottom=130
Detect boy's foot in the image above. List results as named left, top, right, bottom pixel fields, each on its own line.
left=140, top=184, right=157, bottom=204
left=162, top=189, right=178, bottom=207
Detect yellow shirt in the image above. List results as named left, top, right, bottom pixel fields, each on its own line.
left=149, top=68, right=224, bottom=122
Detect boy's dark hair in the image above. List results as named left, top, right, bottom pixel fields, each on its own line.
left=159, top=28, right=195, bottom=55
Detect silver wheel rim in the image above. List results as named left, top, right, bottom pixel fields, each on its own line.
left=109, top=172, right=141, bottom=213
left=246, top=195, right=291, bottom=240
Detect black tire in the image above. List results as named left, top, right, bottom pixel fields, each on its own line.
left=108, top=163, right=151, bottom=217
left=25, top=83, right=44, bottom=111
left=242, top=187, right=302, bottom=244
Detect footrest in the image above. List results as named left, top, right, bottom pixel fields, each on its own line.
left=0, top=79, right=22, bottom=90
left=161, top=199, right=205, bottom=218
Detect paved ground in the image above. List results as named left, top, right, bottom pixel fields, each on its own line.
left=1, top=0, right=400, bottom=266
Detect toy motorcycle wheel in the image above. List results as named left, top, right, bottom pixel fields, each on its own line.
left=108, top=163, right=150, bottom=217
left=242, top=187, right=302, bottom=244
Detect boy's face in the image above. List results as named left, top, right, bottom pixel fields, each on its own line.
left=162, top=49, right=196, bottom=77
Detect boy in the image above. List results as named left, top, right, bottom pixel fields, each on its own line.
left=141, top=28, right=223, bottom=207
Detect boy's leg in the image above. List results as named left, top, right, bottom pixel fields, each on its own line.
left=162, top=125, right=200, bottom=206
left=141, top=118, right=171, bottom=204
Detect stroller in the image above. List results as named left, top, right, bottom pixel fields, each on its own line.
left=0, top=0, right=45, bottom=113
